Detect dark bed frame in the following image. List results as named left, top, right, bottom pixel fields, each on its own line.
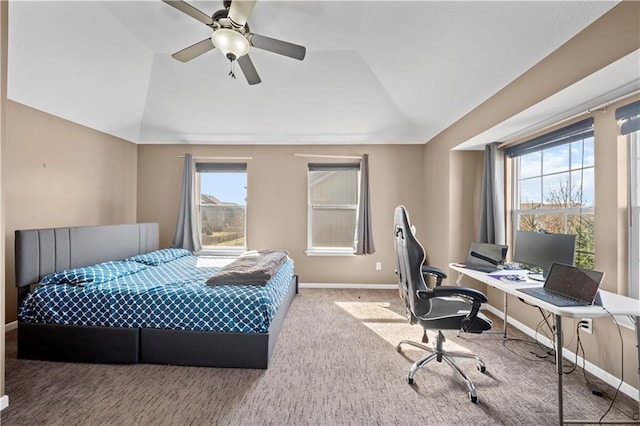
left=15, top=223, right=298, bottom=369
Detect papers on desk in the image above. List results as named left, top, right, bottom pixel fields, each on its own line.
left=487, top=270, right=528, bottom=282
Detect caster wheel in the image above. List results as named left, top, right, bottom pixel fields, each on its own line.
left=469, top=393, right=478, bottom=403
left=407, top=377, right=414, bottom=385
left=477, top=365, right=486, bottom=373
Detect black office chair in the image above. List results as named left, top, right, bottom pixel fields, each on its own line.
left=393, top=205, right=492, bottom=403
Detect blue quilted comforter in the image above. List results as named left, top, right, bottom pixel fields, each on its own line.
left=18, top=255, right=295, bottom=333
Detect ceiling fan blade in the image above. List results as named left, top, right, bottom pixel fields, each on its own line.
left=250, top=34, right=306, bottom=61
left=162, top=1, right=213, bottom=26
left=172, top=38, right=215, bottom=62
left=228, top=0, right=256, bottom=28
left=237, top=55, right=261, bottom=85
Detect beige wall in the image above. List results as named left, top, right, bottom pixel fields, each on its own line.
left=424, top=2, right=640, bottom=389
left=3, top=101, right=138, bottom=322
left=449, top=150, right=484, bottom=261
left=137, top=144, right=424, bottom=285
left=0, top=0, right=7, bottom=400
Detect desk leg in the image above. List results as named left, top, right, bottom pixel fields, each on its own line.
left=502, top=292, right=508, bottom=338
left=635, top=316, right=640, bottom=420
left=555, top=314, right=564, bottom=425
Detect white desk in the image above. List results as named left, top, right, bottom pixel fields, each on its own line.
left=450, top=264, right=640, bottom=425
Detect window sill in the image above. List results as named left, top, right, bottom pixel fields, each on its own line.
left=614, top=315, right=636, bottom=331
left=306, top=249, right=355, bottom=257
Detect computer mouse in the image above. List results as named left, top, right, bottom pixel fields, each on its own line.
left=501, top=275, right=525, bottom=282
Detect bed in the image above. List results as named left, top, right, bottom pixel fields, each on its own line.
left=15, top=223, right=298, bottom=369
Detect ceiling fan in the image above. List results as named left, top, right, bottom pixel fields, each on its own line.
left=162, top=0, right=306, bottom=85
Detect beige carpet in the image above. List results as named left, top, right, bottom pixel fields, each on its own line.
left=1, top=288, right=638, bottom=425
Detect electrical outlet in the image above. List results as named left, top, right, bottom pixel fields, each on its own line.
left=375, top=262, right=382, bottom=271
left=579, top=318, right=593, bottom=334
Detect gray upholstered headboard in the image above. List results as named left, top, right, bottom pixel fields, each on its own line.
left=15, top=223, right=159, bottom=288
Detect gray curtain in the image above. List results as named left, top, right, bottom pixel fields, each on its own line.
left=478, top=142, right=506, bottom=245
left=171, top=154, right=202, bottom=252
left=354, top=153, right=375, bottom=255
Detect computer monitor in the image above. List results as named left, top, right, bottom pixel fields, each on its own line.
left=513, top=230, right=576, bottom=280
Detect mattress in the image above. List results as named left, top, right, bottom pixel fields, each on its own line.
left=18, top=255, right=295, bottom=333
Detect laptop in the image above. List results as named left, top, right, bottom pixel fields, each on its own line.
left=516, top=263, right=604, bottom=307
left=459, top=242, right=508, bottom=273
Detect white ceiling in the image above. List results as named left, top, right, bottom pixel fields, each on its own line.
left=7, top=1, right=632, bottom=148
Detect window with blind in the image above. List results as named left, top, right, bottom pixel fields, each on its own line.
left=195, top=162, right=247, bottom=251
left=629, top=132, right=639, bottom=299
left=506, top=118, right=595, bottom=269
left=617, top=100, right=640, bottom=299
left=307, top=163, right=360, bottom=254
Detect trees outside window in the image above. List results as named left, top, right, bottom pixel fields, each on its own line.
left=513, top=135, right=595, bottom=269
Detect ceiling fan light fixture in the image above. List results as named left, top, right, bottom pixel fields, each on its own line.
left=212, top=28, right=250, bottom=61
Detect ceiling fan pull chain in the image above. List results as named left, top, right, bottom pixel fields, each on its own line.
left=228, top=60, right=236, bottom=80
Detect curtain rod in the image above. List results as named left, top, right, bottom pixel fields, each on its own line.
left=499, top=88, right=640, bottom=149
left=586, top=88, right=640, bottom=114
left=177, top=155, right=253, bottom=160
left=294, top=153, right=362, bottom=160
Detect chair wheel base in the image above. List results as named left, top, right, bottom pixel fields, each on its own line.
left=469, top=392, right=478, bottom=403
left=407, top=376, right=414, bottom=385
left=477, top=365, right=486, bottom=373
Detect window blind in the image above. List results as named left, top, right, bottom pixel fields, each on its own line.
left=308, top=163, right=360, bottom=171
left=615, top=100, right=640, bottom=136
left=505, top=117, right=594, bottom=158
left=195, top=163, right=247, bottom=173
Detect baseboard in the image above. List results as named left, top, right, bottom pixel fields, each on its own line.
left=5, top=321, right=17, bottom=332
left=299, top=283, right=397, bottom=290
left=0, top=395, right=8, bottom=411
left=484, top=304, right=640, bottom=402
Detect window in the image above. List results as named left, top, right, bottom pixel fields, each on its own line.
left=617, top=100, right=640, bottom=299
left=507, top=118, right=595, bottom=269
left=307, top=163, right=360, bottom=254
left=195, top=162, right=247, bottom=252
left=629, top=131, right=639, bottom=299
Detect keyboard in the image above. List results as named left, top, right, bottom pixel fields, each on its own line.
left=462, top=263, right=499, bottom=273
left=516, top=287, right=589, bottom=307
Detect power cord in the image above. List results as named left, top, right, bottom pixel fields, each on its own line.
left=514, top=307, right=579, bottom=372
left=572, top=319, right=608, bottom=397
left=502, top=337, right=552, bottom=362
left=597, top=307, right=626, bottom=424
left=531, top=307, right=555, bottom=356
left=539, top=307, right=634, bottom=422
left=510, top=298, right=634, bottom=421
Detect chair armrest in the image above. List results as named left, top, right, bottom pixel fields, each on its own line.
left=421, top=286, right=487, bottom=303
left=416, top=286, right=488, bottom=333
left=421, top=265, right=447, bottom=286
left=421, top=265, right=447, bottom=279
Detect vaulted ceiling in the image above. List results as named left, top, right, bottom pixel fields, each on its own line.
left=8, top=1, right=633, bottom=148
